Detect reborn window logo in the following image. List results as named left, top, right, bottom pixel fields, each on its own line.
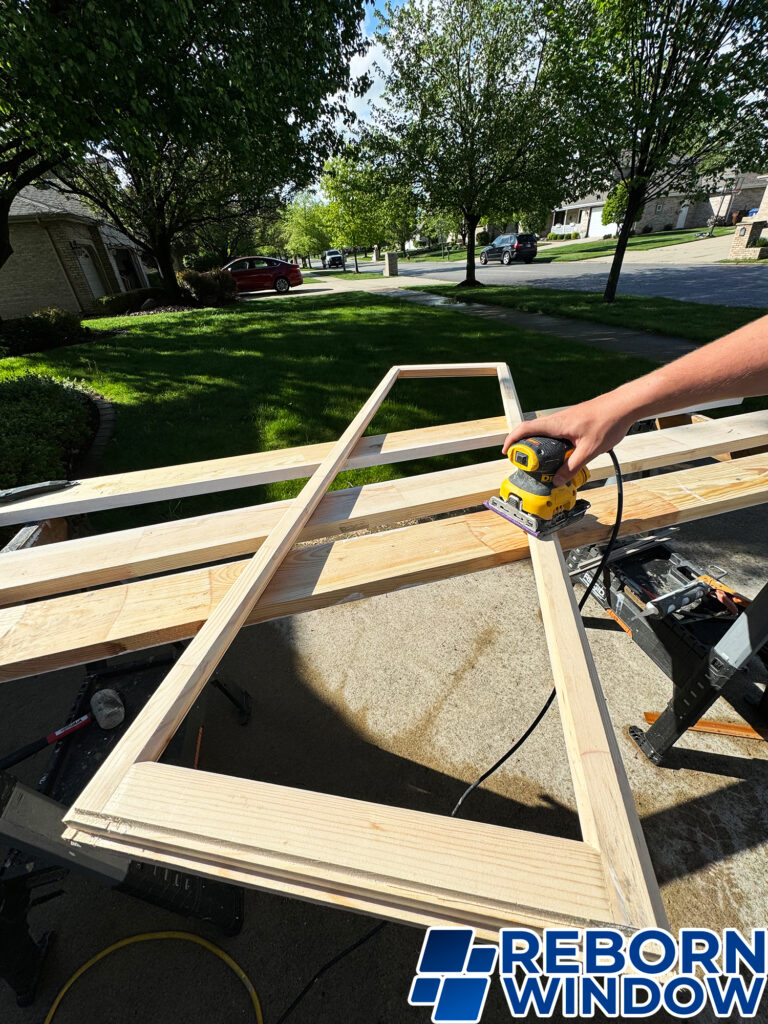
left=408, top=926, right=768, bottom=1021
left=408, top=927, right=498, bottom=1022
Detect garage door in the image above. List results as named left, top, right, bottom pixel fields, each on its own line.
left=588, top=206, right=617, bottom=238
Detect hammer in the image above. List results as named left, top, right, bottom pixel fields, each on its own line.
left=0, top=690, right=125, bottom=772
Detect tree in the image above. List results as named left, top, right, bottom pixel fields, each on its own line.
left=373, top=0, right=578, bottom=286
left=184, top=214, right=265, bottom=270
left=322, top=158, right=385, bottom=271
left=283, top=194, right=332, bottom=267
left=376, top=179, right=419, bottom=252
left=56, top=147, right=276, bottom=291
left=0, top=1, right=367, bottom=274
left=601, top=182, right=644, bottom=229
left=549, top=0, right=768, bottom=301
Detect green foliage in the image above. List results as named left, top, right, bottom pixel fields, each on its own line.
left=476, top=231, right=491, bottom=246
left=2, top=2, right=367, bottom=275
left=547, top=232, right=558, bottom=240
left=0, top=374, right=93, bottom=489
left=96, top=288, right=169, bottom=316
left=283, top=194, right=332, bottom=259
left=750, top=236, right=768, bottom=248
left=0, top=307, right=85, bottom=356
left=602, top=181, right=645, bottom=226
left=322, top=158, right=386, bottom=266
left=177, top=269, right=237, bottom=307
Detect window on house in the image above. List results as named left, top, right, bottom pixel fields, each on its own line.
left=655, top=202, right=664, bottom=212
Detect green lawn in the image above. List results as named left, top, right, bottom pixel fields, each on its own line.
left=0, top=293, right=654, bottom=531
left=404, top=247, right=470, bottom=263
left=535, top=227, right=733, bottom=263
left=414, top=285, right=766, bottom=344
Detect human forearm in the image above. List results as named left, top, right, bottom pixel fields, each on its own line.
left=600, top=314, right=768, bottom=422
left=502, top=313, right=768, bottom=485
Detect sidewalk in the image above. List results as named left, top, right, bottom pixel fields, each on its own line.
left=382, top=288, right=697, bottom=363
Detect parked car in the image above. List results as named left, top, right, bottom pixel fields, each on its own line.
left=479, top=233, right=537, bottom=265
left=224, top=256, right=303, bottom=294
left=321, top=249, right=345, bottom=269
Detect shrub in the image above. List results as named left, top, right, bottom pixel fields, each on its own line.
left=571, top=231, right=580, bottom=239
left=547, top=232, right=558, bottom=240
left=0, top=373, right=93, bottom=489
left=0, top=306, right=85, bottom=356
left=476, top=230, right=490, bottom=247
left=750, top=236, right=768, bottom=248
left=663, top=223, right=674, bottom=231
left=177, top=268, right=237, bottom=307
left=182, top=252, right=224, bottom=272
left=96, top=287, right=169, bottom=316
left=641, top=224, right=653, bottom=234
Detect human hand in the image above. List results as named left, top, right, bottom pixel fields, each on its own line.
left=501, top=395, right=635, bottom=485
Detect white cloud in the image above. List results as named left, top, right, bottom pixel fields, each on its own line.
left=345, top=39, right=390, bottom=127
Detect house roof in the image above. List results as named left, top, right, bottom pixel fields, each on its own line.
left=10, top=185, right=97, bottom=223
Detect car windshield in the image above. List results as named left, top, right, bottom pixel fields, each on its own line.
left=492, top=236, right=506, bottom=245
left=327, top=250, right=340, bottom=256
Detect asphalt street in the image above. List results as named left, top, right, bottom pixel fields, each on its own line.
left=396, top=258, right=768, bottom=307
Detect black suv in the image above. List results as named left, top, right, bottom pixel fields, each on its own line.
left=479, top=233, right=537, bottom=265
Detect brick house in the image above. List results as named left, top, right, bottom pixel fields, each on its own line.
left=545, top=172, right=767, bottom=239
left=0, top=186, right=148, bottom=320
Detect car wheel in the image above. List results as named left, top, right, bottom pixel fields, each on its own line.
left=502, top=251, right=512, bottom=265
left=479, top=253, right=488, bottom=264
left=274, top=277, right=290, bottom=294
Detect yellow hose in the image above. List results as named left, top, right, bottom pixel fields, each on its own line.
left=43, top=930, right=263, bottom=1024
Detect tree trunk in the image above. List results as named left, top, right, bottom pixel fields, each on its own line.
left=353, top=247, right=359, bottom=273
left=154, top=238, right=181, bottom=299
left=457, top=213, right=482, bottom=287
left=603, top=188, right=646, bottom=303
left=0, top=196, right=14, bottom=274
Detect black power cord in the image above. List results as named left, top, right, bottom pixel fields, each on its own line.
left=275, top=450, right=624, bottom=1023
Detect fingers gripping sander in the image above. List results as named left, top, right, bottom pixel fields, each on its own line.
left=484, top=436, right=591, bottom=538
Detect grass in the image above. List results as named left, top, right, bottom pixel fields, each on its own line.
left=413, top=285, right=766, bottom=345
left=404, top=247, right=470, bottom=263
left=0, top=293, right=654, bottom=531
left=534, top=227, right=733, bottom=263
left=304, top=269, right=382, bottom=280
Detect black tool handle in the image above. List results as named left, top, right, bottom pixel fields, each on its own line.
left=0, top=737, right=49, bottom=771
left=0, top=714, right=90, bottom=771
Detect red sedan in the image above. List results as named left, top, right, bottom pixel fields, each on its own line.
left=224, top=256, right=303, bottom=294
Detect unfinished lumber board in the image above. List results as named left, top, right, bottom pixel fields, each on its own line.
left=0, top=414, right=509, bottom=529
left=2, top=452, right=768, bottom=683
left=5, top=409, right=768, bottom=608
left=495, top=364, right=666, bottom=930
left=67, top=761, right=615, bottom=937
left=643, top=712, right=768, bottom=741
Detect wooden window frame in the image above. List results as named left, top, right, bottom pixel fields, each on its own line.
left=60, top=363, right=667, bottom=937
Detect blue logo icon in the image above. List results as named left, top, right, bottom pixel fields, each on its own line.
left=409, top=928, right=498, bottom=1022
